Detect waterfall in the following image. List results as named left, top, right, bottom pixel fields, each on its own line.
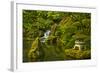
left=41, top=30, right=51, bottom=42
left=44, top=30, right=51, bottom=39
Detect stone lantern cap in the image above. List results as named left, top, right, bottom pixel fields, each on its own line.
left=75, top=40, right=85, bottom=45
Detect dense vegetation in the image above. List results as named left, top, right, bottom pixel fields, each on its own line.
left=23, top=10, right=91, bottom=62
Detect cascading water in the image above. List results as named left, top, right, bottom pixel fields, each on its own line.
left=41, top=30, right=51, bottom=42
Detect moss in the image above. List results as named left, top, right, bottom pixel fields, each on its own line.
left=65, top=49, right=91, bottom=60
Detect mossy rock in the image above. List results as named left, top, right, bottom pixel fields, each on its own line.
left=65, top=49, right=91, bottom=60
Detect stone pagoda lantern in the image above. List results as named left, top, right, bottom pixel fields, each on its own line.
left=73, top=40, right=85, bottom=51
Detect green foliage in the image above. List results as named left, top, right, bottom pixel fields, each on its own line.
left=31, top=37, right=40, bottom=49
left=23, top=10, right=91, bottom=62
left=28, top=37, right=40, bottom=62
